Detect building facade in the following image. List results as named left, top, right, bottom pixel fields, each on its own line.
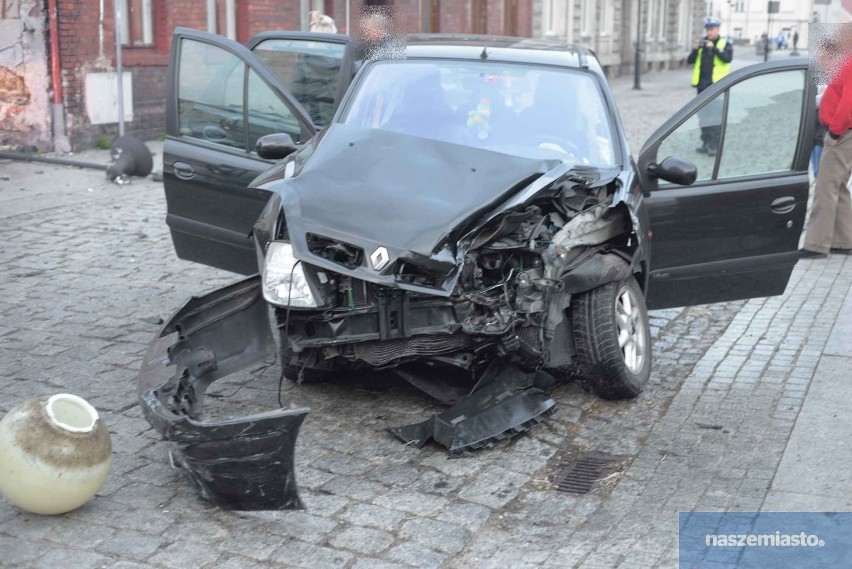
left=1, top=0, right=52, bottom=150
left=715, top=0, right=814, bottom=48
left=532, top=0, right=710, bottom=77
left=812, top=0, right=852, bottom=26
left=5, top=0, right=839, bottom=151
left=2, top=0, right=539, bottom=151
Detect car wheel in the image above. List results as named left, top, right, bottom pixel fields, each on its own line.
left=571, top=275, right=651, bottom=399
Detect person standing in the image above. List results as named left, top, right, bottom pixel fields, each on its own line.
left=801, top=40, right=852, bottom=258
left=291, top=12, right=340, bottom=126
left=812, top=87, right=828, bottom=177
left=687, top=18, right=733, bottom=155
left=308, top=10, right=337, bottom=33
left=793, top=30, right=800, bottom=52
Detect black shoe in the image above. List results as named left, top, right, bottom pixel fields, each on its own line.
left=695, top=145, right=708, bottom=154
left=830, top=247, right=852, bottom=255
left=799, top=248, right=828, bottom=259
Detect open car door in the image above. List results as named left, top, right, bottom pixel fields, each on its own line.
left=164, top=28, right=352, bottom=274
left=638, top=59, right=815, bottom=310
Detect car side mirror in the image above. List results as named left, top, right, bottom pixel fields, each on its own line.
left=647, top=156, right=698, bottom=186
left=256, top=134, right=299, bottom=160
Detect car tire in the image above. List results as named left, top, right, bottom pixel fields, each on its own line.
left=571, top=275, right=651, bottom=399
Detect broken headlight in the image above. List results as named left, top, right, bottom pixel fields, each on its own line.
left=262, top=242, right=318, bottom=307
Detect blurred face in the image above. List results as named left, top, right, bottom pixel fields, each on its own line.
left=360, top=16, right=389, bottom=43
left=705, top=26, right=720, bottom=40
left=817, top=45, right=844, bottom=79
left=364, top=24, right=384, bottom=42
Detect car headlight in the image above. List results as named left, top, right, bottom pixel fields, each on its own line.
left=262, top=242, right=318, bottom=307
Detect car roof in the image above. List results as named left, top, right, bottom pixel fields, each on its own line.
left=401, top=33, right=601, bottom=73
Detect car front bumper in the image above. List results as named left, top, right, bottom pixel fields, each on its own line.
left=137, top=276, right=308, bottom=510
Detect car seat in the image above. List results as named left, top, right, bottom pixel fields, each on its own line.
left=383, top=66, right=461, bottom=143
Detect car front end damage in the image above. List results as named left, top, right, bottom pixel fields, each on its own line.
left=254, top=127, right=642, bottom=446
left=138, top=126, right=644, bottom=509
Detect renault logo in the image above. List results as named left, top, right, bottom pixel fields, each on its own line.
left=370, top=246, right=390, bottom=271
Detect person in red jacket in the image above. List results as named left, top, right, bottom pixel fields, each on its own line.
left=801, top=36, right=852, bottom=258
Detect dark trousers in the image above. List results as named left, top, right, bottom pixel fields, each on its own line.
left=696, top=85, right=721, bottom=151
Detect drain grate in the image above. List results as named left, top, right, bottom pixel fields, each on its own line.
left=551, top=451, right=627, bottom=494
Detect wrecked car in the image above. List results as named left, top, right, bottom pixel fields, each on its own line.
left=138, top=29, right=814, bottom=509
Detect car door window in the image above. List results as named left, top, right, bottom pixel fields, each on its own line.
left=178, top=39, right=246, bottom=150
left=252, top=39, right=346, bottom=127
left=657, top=100, right=720, bottom=183
left=247, top=69, right=303, bottom=150
left=717, top=70, right=804, bottom=178
left=656, top=69, right=805, bottom=185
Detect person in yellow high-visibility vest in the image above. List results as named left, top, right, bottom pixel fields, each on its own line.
left=686, top=18, right=733, bottom=156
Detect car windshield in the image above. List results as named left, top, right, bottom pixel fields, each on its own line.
left=342, top=60, right=617, bottom=167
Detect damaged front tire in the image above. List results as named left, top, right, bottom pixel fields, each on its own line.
left=571, top=275, right=650, bottom=399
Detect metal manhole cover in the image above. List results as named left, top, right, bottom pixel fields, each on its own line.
left=551, top=451, right=630, bottom=494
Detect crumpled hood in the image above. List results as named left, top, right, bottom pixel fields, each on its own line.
left=276, top=124, right=562, bottom=259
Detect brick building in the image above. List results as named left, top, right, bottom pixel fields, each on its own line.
left=1, top=0, right=52, bottom=150
left=1, top=0, right=536, bottom=151
left=3, top=0, right=717, bottom=151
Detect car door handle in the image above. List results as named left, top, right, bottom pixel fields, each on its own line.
left=770, top=196, right=796, bottom=214
left=173, top=161, right=195, bottom=180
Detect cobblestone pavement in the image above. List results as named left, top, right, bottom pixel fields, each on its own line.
left=2, top=49, right=844, bottom=569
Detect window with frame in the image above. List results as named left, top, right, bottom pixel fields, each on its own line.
left=581, top=0, right=597, bottom=37
left=542, top=0, right=567, bottom=39
left=343, top=60, right=617, bottom=167
left=677, top=0, right=692, bottom=47
left=472, top=0, right=487, bottom=34
left=119, top=0, right=154, bottom=47
left=602, top=0, right=614, bottom=36
left=645, top=0, right=655, bottom=40
left=252, top=39, right=346, bottom=128
left=177, top=39, right=303, bottom=152
left=656, top=69, right=806, bottom=185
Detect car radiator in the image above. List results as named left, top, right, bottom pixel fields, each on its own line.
left=352, top=334, right=472, bottom=366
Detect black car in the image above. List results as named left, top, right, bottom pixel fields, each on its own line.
left=138, top=29, right=814, bottom=509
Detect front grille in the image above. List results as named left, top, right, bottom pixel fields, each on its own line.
left=352, top=334, right=472, bottom=366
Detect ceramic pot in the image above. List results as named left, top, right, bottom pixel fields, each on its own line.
left=0, top=394, right=112, bottom=515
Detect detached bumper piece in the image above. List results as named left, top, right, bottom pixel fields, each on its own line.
left=390, top=364, right=556, bottom=454
left=137, top=276, right=308, bottom=510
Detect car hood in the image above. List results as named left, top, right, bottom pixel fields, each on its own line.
left=274, top=124, right=562, bottom=260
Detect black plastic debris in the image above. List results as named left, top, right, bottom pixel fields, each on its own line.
left=138, top=276, right=308, bottom=510
left=390, top=363, right=556, bottom=454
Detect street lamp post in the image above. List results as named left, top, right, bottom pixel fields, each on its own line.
left=634, top=0, right=642, bottom=90
left=765, top=9, right=771, bottom=61
left=765, top=0, right=779, bottom=62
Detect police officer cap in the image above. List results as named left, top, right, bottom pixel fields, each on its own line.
left=705, top=17, right=721, bottom=28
